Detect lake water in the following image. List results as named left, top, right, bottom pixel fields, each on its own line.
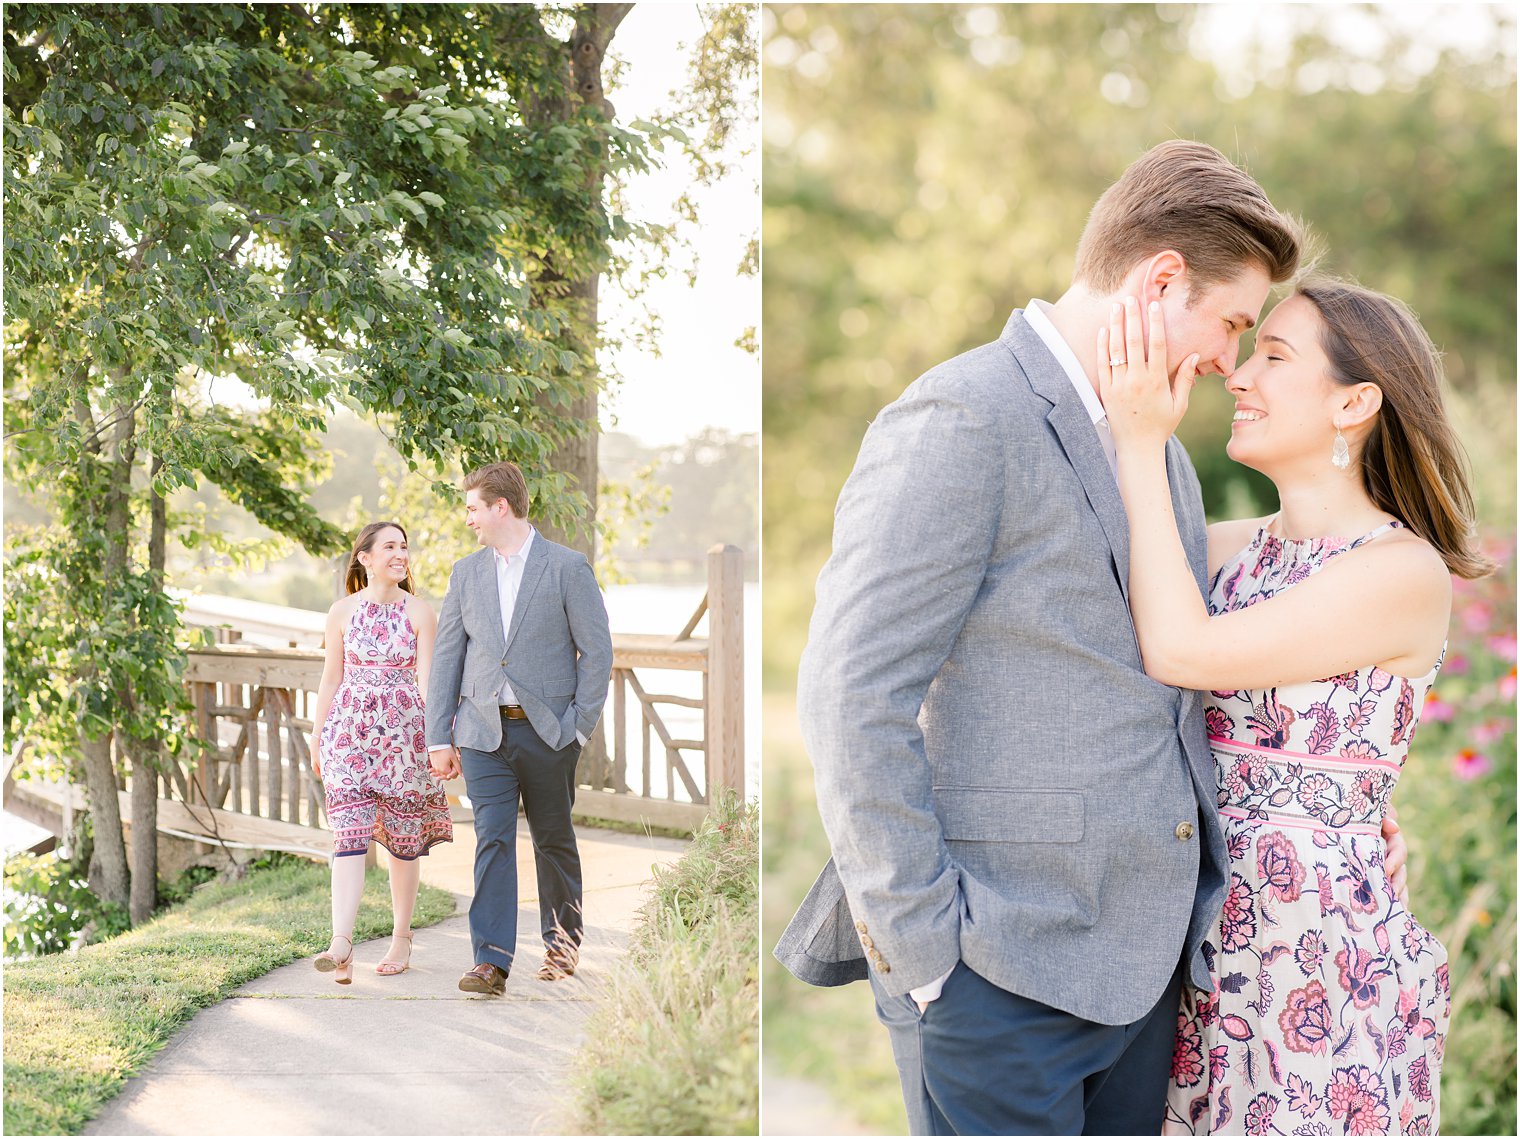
left=2, top=580, right=758, bottom=854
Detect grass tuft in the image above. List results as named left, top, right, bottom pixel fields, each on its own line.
left=568, top=792, right=759, bottom=1135
left=2, top=860, right=453, bottom=1137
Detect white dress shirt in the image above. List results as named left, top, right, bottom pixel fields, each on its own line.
left=1024, top=298, right=1117, bottom=478
left=908, top=302, right=1115, bottom=1010
left=491, top=530, right=534, bottom=706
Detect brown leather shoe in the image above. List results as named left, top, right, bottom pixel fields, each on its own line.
left=536, top=947, right=578, bottom=981
left=458, top=962, right=507, bottom=995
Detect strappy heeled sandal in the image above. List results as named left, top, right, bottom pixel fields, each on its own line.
left=314, top=934, right=355, bottom=985
left=375, top=931, right=414, bottom=977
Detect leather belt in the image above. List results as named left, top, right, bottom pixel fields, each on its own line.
left=499, top=705, right=528, bottom=720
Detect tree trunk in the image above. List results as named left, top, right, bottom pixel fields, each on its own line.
left=524, top=2, right=632, bottom=560
left=128, top=738, right=158, bottom=924
left=81, top=733, right=130, bottom=906
left=77, top=395, right=137, bottom=912
left=128, top=461, right=167, bottom=925
left=523, top=4, right=631, bottom=790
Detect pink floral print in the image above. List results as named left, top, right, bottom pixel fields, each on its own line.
left=1165, top=522, right=1447, bottom=1135
left=320, top=598, right=453, bottom=859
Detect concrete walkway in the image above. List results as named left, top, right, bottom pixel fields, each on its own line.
left=86, top=821, right=687, bottom=1136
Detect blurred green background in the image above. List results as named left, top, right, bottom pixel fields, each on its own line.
left=760, top=5, right=1516, bottom=1135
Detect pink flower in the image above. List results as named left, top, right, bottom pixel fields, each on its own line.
left=1334, top=944, right=1388, bottom=1009
left=1294, top=930, right=1327, bottom=976
left=1453, top=748, right=1493, bottom=780
left=1278, top=980, right=1334, bottom=1055
left=1220, top=873, right=1258, bottom=952
left=1172, top=1015, right=1204, bottom=1086
left=1421, top=691, right=1455, bottom=723
left=1487, top=632, right=1518, bottom=661
left=1257, top=831, right=1306, bottom=902
left=1247, top=692, right=1297, bottom=748
left=1297, top=772, right=1333, bottom=811
left=1461, top=601, right=1493, bottom=633
left=1244, top=1093, right=1279, bottom=1135
left=1205, top=707, right=1235, bottom=737
left=1366, top=667, right=1394, bottom=694
left=1473, top=719, right=1509, bottom=745
left=1402, top=923, right=1430, bottom=960
left=1443, top=652, right=1469, bottom=676
left=1502, top=667, right=1517, bottom=700
left=1327, top=1066, right=1391, bottom=1134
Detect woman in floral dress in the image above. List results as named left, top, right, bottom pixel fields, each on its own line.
left=310, top=521, right=453, bottom=982
left=1098, top=279, right=1491, bottom=1134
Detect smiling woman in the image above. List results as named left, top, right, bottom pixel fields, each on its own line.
left=1097, top=275, right=1490, bottom=1134
left=310, top=518, right=448, bottom=983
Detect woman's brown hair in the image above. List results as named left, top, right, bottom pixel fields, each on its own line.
left=1297, top=278, right=1494, bottom=580
left=344, top=521, right=417, bottom=595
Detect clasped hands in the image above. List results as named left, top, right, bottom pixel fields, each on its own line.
left=429, top=746, right=462, bottom=780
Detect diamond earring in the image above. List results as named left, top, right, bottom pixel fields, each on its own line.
left=1331, top=424, right=1351, bottom=470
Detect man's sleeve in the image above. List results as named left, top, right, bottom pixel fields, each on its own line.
left=566, top=557, right=613, bottom=741
left=801, top=373, right=1004, bottom=997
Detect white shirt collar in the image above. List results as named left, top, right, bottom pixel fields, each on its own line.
left=492, top=527, right=534, bottom=568
left=1024, top=299, right=1107, bottom=427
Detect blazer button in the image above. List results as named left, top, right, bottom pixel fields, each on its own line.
left=873, top=958, right=890, bottom=974
left=1175, top=821, right=1195, bottom=841
left=859, top=934, right=875, bottom=950
left=855, top=921, right=868, bottom=934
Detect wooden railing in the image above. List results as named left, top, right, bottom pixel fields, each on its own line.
left=580, top=544, right=745, bottom=830
left=10, top=546, right=745, bottom=853
left=172, top=543, right=744, bottom=839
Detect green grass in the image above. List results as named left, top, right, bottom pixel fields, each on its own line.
left=2, top=860, right=454, bottom=1137
left=571, top=812, right=692, bottom=841
left=569, top=792, right=759, bottom=1136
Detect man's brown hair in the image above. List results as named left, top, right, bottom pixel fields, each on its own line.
left=1073, top=140, right=1303, bottom=295
left=463, top=461, right=529, bottom=520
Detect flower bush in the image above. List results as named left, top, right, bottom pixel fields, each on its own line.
left=1396, top=535, right=1516, bottom=1135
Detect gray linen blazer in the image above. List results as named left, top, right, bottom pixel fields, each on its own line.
left=774, top=310, right=1229, bottom=1025
left=425, top=533, right=613, bottom=753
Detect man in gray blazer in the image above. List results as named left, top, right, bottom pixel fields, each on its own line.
left=427, top=460, right=612, bottom=996
left=776, top=142, right=1304, bottom=1133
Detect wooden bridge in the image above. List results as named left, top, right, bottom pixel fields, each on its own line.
left=6, top=545, right=746, bottom=858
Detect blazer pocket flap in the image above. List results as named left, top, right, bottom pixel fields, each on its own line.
left=935, top=787, right=1084, bottom=843
left=544, top=677, right=577, bottom=697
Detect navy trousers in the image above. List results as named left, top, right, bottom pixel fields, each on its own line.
left=870, top=959, right=1183, bottom=1136
left=460, top=714, right=584, bottom=975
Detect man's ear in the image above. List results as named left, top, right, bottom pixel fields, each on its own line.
left=1143, top=249, right=1188, bottom=303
